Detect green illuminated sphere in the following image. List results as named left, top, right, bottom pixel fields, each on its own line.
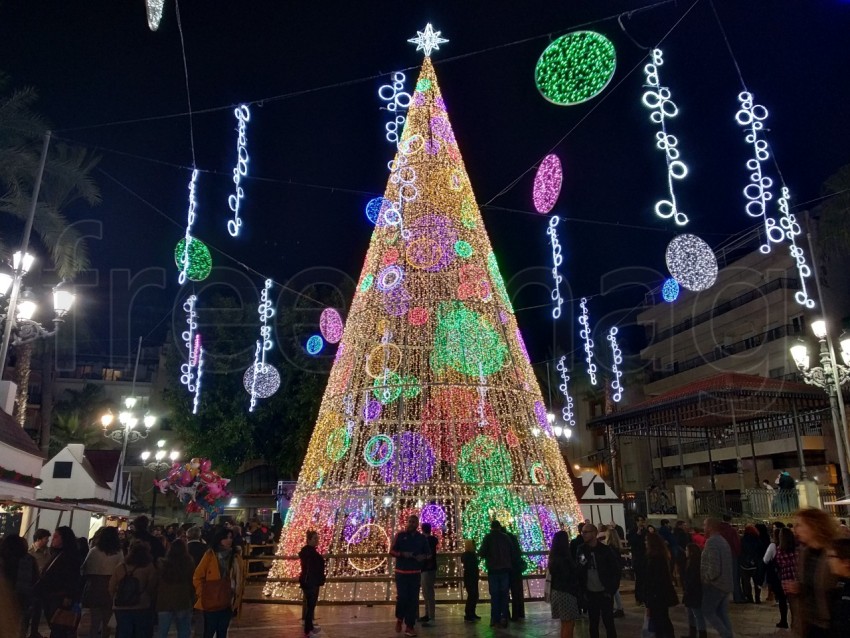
left=430, top=301, right=507, bottom=377
left=461, top=487, right=528, bottom=551
left=174, top=237, right=212, bottom=282
left=458, top=435, right=513, bottom=485
left=535, top=31, right=616, bottom=106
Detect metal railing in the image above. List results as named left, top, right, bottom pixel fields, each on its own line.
left=658, top=421, right=824, bottom=458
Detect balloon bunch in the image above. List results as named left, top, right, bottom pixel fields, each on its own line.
left=155, top=457, right=231, bottom=520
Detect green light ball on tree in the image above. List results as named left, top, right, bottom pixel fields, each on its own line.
left=174, top=237, right=212, bottom=282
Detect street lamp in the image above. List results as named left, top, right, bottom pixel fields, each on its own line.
left=102, top=396, right=157, bottom=502
left=1, top=280, right=76, bottom=348
left=141, top=439, right=179, bottom=524
left=548, top=411, right=573, bottom=441
left=790, top=318, right=850, bottom=496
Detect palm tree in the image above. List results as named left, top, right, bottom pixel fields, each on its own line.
left=0, top=73, right=101, bottom=446
left=49, top=410, right=110, bottom=458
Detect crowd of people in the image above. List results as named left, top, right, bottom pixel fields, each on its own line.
left=0, top=515, right=261, bottom=638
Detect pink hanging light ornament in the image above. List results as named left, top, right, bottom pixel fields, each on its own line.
left=532, top=154, right=563, bottom=214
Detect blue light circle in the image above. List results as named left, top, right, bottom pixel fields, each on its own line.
left=306, top=335, right=324, bottom=355
left=365, top=197, right=388, bottom=225
left=662, top=278, right=680, bottom=303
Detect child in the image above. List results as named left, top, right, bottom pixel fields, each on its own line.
left=682, top=543, right=706, bottom=638
left=461, top=539, right=481, bottom=622
left=829, top=538, right=850, bottom=636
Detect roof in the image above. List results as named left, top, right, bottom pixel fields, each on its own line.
left=228, top=463, right=278, bottom=496
left=0, top=409, right=42, bottom=457
left=84, top=449, right=121, bottom=486
left=588, top=372, right=829, bottom=436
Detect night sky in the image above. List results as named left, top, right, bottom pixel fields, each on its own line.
left=2, top=0, right=848, bottom=378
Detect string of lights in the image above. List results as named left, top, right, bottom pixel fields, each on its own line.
left=547, top=215, right=564, bottom=319
left=227, top=105, right=251, bottom=237
left=607, top=326, right=624, bottom=402
left=578, top=297, right=597, bottom=386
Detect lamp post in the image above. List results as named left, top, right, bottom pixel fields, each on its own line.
left=0, top=275, right=76, bottom=345
left=102, top=396, right=157, bottom=503
left=141, top=439, right=179, bottom=524
left=790, top=319, right=850, bottom=496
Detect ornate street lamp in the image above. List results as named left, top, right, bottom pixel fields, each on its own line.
left=141, top=439, right=179, bottom=524
left=102, top=396, right=157, bottom=502
left=790, top=319, right=850, bottom=496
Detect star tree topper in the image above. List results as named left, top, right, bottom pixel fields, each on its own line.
left=408, top=23, right=449, bottom=57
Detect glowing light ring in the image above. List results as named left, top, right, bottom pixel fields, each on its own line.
left=363, top=435, right=394, bottom=467
left=454, top=240, right=473, bottom=258
left=776, top=187, right=814, bottom=308
left=177, top=169, right=199, bottom=285
left=192, top=346, right=204, bottom=415
left=320, top=308, right=344, bottom=344
left=407, top=23, right=449, bottom=58
left=666, top=233, right=718, bottom=292
left=146, top=0, right=164, bottom=31
left=347, top=524, right=389, bottom=573
left=365, top=343, right=401, bottom=378
left=661, top=278, right=680, bottom=302
left=530, top=462, right=550, bottom=485
left=378, top=72, right=411, bottom=144
left=257, top=279, right=275, bottom=359
left=578, top=298, right=597, bottom=385
left=642, top=49, right=688, bottom=226
left=247, top=279, right=277, bottom=412
left=227, top=105, right=250, bottom=237
left=376, top=265, right=404, bottom=292
left=179, top=295, right=197, bottom=392
left=535, top=31, right=617, bottom=106
left=735, top=91, right=783, bottom=253
left=533, top=154, right=563, bottom=214
left=607, top=326, right=623, bottom=403
left=306, top=335, right=324, bottom=355
left=556, top=355, right=576, bottom=428
left=326, top=427, right=351, bottom=462
left=547, top=216, right=564, bottom=319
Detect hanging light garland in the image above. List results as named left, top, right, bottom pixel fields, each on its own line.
left=245, top=279, right=280, bottom=411
left=642, top=49, right=688, bottom=226
left=227, top=105, right=250, bottom=237
left=578, top=297, right=597, bottom=385
left=556, top=355, right=576, bottom=432
left=777, top=187, right=815, bottom=308
left=607, top=326, right=623, bottom=403
left=179, top=295, right=198, bottom=396
left=192, top=341, right=205, bottom=415
left=177, top=169, right=199, bottom=285
left=547, top=215, right=564, bottom=319
left=378, top=72, right=411, bottom=145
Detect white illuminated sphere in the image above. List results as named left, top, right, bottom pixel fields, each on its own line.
left=665, top=234, right=718, bottom=292
left=243, top=363, right=281, bottom=399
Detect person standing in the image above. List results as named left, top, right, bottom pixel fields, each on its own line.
left=576, top=523, right=621, bottom=638
left=770, top=527, right=797, bottom=629
left=34, top=527, right=82, bottom=638
left=298, top=531, right=325, bottom=638
left=718, top=515, right=742, bottom=603
left=601, top=526, right=625, bottom=618
left=417, top=523, right=438, bottom=626
left=548, top=530, right=580, bottom=638
left=185, top=527, right=206, bottom=638
left=389, top=515, right=429, bottom=637
left=682, top=543, right=706, bottom=638
left=700, top=518, right=734, bottom=638
left=738, top=525, right=763, bottom=604
left=156, top=540, right=195, bottom=638
left=193, top=527, right=243, bottom=638
left=787, top=508, right=838, bottom=638
left=506, top=528, right=525, bottom=622
left=460, top=540, right=480, bottom=623
left=829, top=538, right=850, bottom=636
left=110, top=540, right=157, bottom=638
left=27, top=529, right=52, bottom=638
left=627, top=516, right=648, bottom=605
left=81, top=527, right=123, bottom=638
left=0, top=534, right=39, bottom=638
left=479, top=520, right=513, bottom=629
left=644, top=533, right=678, bottom=638
left=130, top=517, right=165, bottom=562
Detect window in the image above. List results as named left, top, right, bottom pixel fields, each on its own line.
left=593, top=482, right=607, bottom=496
left=769, top=366, right=785, bottom=379
left=102, top=368, right=122, bottom=382
left=52, top=462, right=72, bottom=479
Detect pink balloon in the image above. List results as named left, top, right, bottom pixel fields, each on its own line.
left=180, top=470, right=193, bottom=486
left=201, top=459, right=212, bottom=473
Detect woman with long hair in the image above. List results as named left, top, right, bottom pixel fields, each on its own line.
left=109, top=540, right=158, bottom=638
left=33, top=527, right=82, bottom=638
left=548, top=530, right=580, bottom=638
left=193, top=527, right=244, bottom=638
left=772, top=527, right=798, bottom=629
left=81, top=527, right=123, bottom=638
left=739, top=524, right=763, bottom=603
left=644, top=531, right=679, bottom=638
left=601, top=524, right=625, bottom=617
left=787, top=508, right=839, bottom=637
left=156, top=539, right=195, bottom=638
left=0, top=534, right=39, bottom=637
left=682, top=543, right=705, bottom=638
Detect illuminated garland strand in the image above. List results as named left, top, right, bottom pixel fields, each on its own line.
left=556, top=355, right=576, bottom=429
left=378, top=72, right=411, bottom=145
left=227, top=105, right=250, bottom=237
left=192, top=343, right=204, bottom=415
left=145, top=0, right=165, bottom=31
left=177, top=169, right=199, bottom=285
left=249, top=340, right=262, bottom=413
left=248, top=279, right=277, bottom=412
left=608, top=326, right=623, bottom=402
left=777, top=187, right=815, bottom=308
left=547, top=215, right=564, bottom=319
left=735, top=92, right=783, bottom=253
left=642, top=48, right=688, bottom=226
left=179, top=295, right=197, bottom=394
left=477, top=362, right=488, bottom=427
left=578, top=297, right=597, bottom=385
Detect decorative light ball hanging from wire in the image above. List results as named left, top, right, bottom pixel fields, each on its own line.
left=535, top=31, right=617, bottom=106
left=665, top=233, right=718, bottom=292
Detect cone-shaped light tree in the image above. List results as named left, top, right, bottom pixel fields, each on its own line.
left=265, top=55, right=582, bottom=602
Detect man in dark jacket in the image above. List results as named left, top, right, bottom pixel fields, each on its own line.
left=505, top=529, right=525, bottom=621
left=390, top=515, right=430, bottom=637
left=626, top=516, right=648, bottom=604
left=131, top=515, right=165, bottom=560
left=299, top=530, right=326, bottom=638
left=577, top=523, right=621, bottom=638
left=418, top=523, right=438, bottom=625
left=479, top=520, right=513, bottom=628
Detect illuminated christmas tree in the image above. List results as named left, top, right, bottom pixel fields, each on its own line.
left=264, top=54, right=583, bottom=603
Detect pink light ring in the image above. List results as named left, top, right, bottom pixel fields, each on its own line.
left=320, top=308, right=344, bottom=344
left=532, top=154, right=563, bottom=214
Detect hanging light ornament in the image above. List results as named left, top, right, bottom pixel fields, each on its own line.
left=146, top=0, right=165, bottom=31
left=546, top=216, right=564, bottom=319
left=578, top=297, right=597, bottom=385
left=665, top=234, right=718, bottom=292
left=227, top=105, right=250, bottom=237
left=776, top=187, right=815, bottom=308
left=535, top=31, right=616, bottom=106
left=192, top=341, right=205, bottom=415
left=179, top=295, right=198, bottom=396
left=173, top=237, right=212, bottom=282
left=607, top=327, right=623, bottom=403
left=306, top=335, right=325, bottom=355
left=556, top=355, right=576, bottom=430
left=245, top=279, right=279, bottom=411
left=532, top=154, right=563, bottom=214
left=177, top=169, right=200, bottom=285
left=642, top=49, right=688, bottom=226
left=378, top=72, right=411, bottom=145
left=661, top=277, right=680, bottom=303
left=320, top=308, right=344, bottom=344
